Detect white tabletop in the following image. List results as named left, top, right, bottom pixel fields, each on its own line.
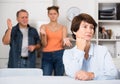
left=0, top=76, right=120, bottom=84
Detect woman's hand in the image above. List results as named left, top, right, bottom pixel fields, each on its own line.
left=76, top=37, right=87, bottom=51
left=75, top=70, right=94, bottom=81
left=40, top=27, right=46, bottom=36
left=63, top=38, right=72, bottom=47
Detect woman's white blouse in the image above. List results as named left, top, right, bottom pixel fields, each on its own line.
left=63, top=43, right=119, bottom=80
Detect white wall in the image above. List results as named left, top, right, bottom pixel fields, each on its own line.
left=56, top=0, right=96, bottom=33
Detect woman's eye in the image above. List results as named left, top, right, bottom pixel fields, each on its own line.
left=90, top=27, right=94, bottom=29
left=81, top=25, right=86, bottom=28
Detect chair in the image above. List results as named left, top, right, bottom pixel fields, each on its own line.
left=0, top=68, right=43, bottom=77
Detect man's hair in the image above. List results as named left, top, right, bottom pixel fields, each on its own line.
left=16, top=9, right=28, bottom=17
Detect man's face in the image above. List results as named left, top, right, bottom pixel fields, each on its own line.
left=17, top=12, right=28, bottom=28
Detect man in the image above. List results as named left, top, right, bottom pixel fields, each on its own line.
left=2, top=9, right=41, bottom=68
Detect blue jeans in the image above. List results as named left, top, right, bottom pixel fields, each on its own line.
left=41, top=49, right=64, bottom=76
left=18, top=57, right=30, bottom=68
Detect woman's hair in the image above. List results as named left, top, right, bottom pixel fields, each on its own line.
left=47, top=6, right=59, bottom=14
left=71, top=13, right=97, bottom=39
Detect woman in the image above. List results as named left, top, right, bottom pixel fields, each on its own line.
left=63, top=13, right=118, bottom=80
left=40, top=6, right=72, bottom=76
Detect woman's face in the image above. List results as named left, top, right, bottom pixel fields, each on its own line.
left=75, top=21, right=94, bottom=41
left=48, top=9, right=59, bottom=22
